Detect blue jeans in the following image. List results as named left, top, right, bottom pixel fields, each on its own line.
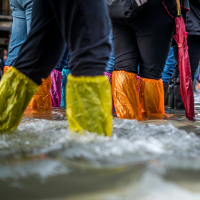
left=162, top=47, right=175, bottom=84
left=6, top=0, right=33, bottom=66
left=55, top=47, right=70, bottom=71
left=105, top=30, right=115, bottom=74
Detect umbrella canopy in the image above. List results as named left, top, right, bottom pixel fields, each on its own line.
left=174, top=0, right=195, bottom=120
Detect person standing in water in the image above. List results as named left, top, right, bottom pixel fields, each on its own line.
left=6, top=0, right=33, bottom=67
left=110, top=0, right=189, bottom=119
left=0, top=0, right=112, bottom=137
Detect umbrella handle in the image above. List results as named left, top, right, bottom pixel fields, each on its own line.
left=176, top=0, right=181, bottom=16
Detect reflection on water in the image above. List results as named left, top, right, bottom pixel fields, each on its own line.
left=1, top=94, right=200, bottom=199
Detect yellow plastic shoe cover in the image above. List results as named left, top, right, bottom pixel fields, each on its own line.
left=4, top=66, right=12, bottom=74
left=27, top=75, right=52, bottom=110
left=139, top=77, right=165, bottom=116
left=112, top=70, right=142, bottom=119
left=0, top=67, right=38, bottom=132
left=67, top=74, right=112, bottom=137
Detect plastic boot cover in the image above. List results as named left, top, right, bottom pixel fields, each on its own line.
left=104, top=72, right=116, bottom=116
left=67, top=74, right=112, bottom=137
left=0, top=67, right=38, bottom=132
left=4, top=66, right=11, bottom=74
left=174, top=78, right=185, bottom=110
left=139, top=77, right=165, bottom=116
left=112, top=70, right=142, bottom=119
left=50, top=69, right=63, bottom=107
left=28, top=75, right=52, bottom=110
left=168, top=78, right=175, bottom=109
left=60, top=69, right=71, bottom=107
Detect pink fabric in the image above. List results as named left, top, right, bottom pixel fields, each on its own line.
left=104, top=72, right=115, bottom=114
left=174, top=16, right=195, bottom=120
left=136, top=75, right=140, bottom=92
left=50, top=69, right=63, bottom=107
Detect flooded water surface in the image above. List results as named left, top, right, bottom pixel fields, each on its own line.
left=1, top=95, right=200, bottom=200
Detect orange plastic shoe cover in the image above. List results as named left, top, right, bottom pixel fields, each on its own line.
left=27, top=75, right=52, bottom=110
left=139, top=77, right=165, bottom=115
left=4, top=66, right=12, bottom=74
left=198, top=83, right=200, bottom=90
left=112, top=70, right=142, bottom=119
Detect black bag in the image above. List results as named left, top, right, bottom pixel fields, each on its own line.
left=106, top=0, right=148, bottom=19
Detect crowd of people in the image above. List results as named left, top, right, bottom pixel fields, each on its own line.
left=0, top=0, right=200, bottom=136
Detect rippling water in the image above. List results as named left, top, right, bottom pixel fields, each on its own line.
left=1, top=94, right=200, bottom=200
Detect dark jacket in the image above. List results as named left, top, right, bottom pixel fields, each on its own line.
left=107, top=0, right=190, bottom=20
left=186, top=0, right=200, bottom=35
left=163, top=0, right=190, bottom=20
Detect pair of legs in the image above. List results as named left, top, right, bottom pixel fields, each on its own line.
left=6, top=0, right=33, bottom=66
left=14, top=0, right=111, bottom=83
left=111, top=0, right=175, bottom=119
left=172, top=35, right=200, bottom=80
left=0, top=0, right=112, bottom=136
left=167, top=35, right=200, bottom=109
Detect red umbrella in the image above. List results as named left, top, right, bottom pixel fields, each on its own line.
left=174, top=0, right=195, bottom=120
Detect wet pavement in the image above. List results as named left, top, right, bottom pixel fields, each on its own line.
left=1, top=94, right=200, bottom=199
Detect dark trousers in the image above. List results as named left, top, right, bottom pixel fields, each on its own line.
left=0, top=68, right=3, bottom=80
left=13, top=0, right=111, bottom=84
left=111, top=0, right=175, bottom=79
left=172, top=35, right=200, bottom=80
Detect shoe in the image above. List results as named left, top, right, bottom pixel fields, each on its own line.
left=139, top=77, right=165, bottom=115
left=50, top=69, right=62, bottom=107
left=174, top=78, right=184, bottom=110
left=0, top=67, right=38, bottom=131
left=168, top=78, right=176, bottom=109
left=28, top=75, right=52, bottom=110
left=60, top=69, right=71, bottom=107
left=3, top=66, right=11, bottom=74
left=66, top=74, right=112, bottom=137
left=163, top=83, right=169, bottom=106
left=112, top=70, right=142, bottom=119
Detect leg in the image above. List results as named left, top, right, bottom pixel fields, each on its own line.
left=49, top=0, right=111, bottom=76
left=1, top=0, right=112, bottom=136
left=172, top=35, right=200, bottom=81
left=52, top=0, right=112, bottom=135
left=111, top=19, right=139, bottom=73
left=14, top=0, right=65, bottom=84
left=50, top=69, right=63, bottom=107
left=24, top=0, right=112, bottom=135
left=187, top=35, right=200, bottom=80
left=111, top=19, right=141, bottom=119
left=162, top=47, right=176, bottom=106
left=171, top=35, right=200, bottom=109
left=0, top=0, right=65, bottom=131
left=6, top=0, right=27, bottom=66
left=24, top=0, right=33, bottom=33
left=134, top=0, right=175, bottom=115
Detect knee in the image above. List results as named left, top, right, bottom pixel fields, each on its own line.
left=139, top=67, right=162, bottom=80
left=114, top=59, right=138, bottom=73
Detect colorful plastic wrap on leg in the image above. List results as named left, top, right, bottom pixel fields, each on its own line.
left=0, top=67, right=38, bottom=132
left=67, top=74, right=112, bottom=137
left=104, top=72, right=115, bottom=116
left=50, top=69, right=63, bottom=107
left=4, top=66, right=12, bottom=74
left=112, top=70, right=142, bottom=119
left=27, top=75, right=52, bottom=110
left=60, top=69, right=71, bottom=107
left=139, top=77, right=165, bottom=116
